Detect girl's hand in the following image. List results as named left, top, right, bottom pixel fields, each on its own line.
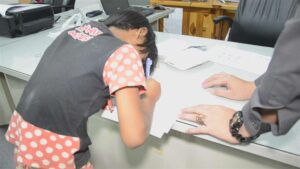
left=146, top=78, right=161, bottom=102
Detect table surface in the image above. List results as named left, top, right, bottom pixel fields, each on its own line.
left=154, top=32, right=300, bottom=167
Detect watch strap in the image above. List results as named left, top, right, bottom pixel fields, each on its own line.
left=230, top=111, right=260, bottom=144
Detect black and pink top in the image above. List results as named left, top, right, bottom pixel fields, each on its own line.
left=5, top=22, right=146, bottom=169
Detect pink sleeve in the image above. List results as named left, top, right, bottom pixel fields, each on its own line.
left=103, top=44, right=146, bottom=95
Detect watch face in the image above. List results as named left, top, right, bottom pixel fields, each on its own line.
left=232, top=114, right=239, bottom=122
left=230, top=111, right=243, bottom=128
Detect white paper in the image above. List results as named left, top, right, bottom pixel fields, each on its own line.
left=207, top=45, right=271, bottom=75
left=157, top=38, right=209, bottom=70
left=157, top=38, right=191, bottom=59
left=164, top=48, right=209, bottom=70
left=102, top=108, right=118, bottom=121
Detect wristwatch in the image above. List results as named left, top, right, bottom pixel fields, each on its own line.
left=229, top=111, right=260, bottom=144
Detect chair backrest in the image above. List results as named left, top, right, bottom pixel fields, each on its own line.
left=43, top=0, right=75, bottom=13
left=228, top=0, right=297, bottom=47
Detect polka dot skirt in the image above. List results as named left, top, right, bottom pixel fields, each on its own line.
left=103, top=44, right=147, bottom=95
left=6, top=111, right=92, bottom=169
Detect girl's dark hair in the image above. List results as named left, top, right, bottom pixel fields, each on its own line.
left=104, top=10, right=158, bottom=75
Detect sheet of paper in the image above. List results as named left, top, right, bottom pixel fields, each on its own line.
left=164, top=48, right=209, bottom=70
left=157, top=39, right=209, bottom=70
left=157, top=38, right=191, bottom=59
left=101, top=108, right=118, bottom=121
left=207, top=45, right=271, bottom=75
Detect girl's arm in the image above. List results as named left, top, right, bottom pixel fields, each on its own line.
left=115, top=78, right=161, bottom=148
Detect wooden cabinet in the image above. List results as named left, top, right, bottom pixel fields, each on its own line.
left=184, top=7, right=215, bottom=38
left=150, top=0, right=238, bottom=39
left=19, top=0, right=31, bottom=3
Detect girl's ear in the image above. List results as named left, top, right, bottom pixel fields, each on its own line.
left=138, top=27, right=148, bottom=38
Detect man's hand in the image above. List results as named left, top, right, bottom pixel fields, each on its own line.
left=179, top=105, right=251, bottom=144
left=202, top=73, right=256, bottom=101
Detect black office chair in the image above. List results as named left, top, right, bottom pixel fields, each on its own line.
left=52, top=0, right=75, bottom=13
left=214, top=0, right=297, bottom=47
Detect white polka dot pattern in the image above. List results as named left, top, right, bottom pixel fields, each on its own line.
left=5, top=111, right=81, bottom=169
left=34, top=129, right=42, bottom=136
left=30, top=141, right=38, bottom=148
left=36, top=151, right=43, bottom=158
left=103, top=44, right=147, bottom=95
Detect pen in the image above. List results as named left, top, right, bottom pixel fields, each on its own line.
left=184, top=45, right=207, bottom=51
left=55, top=16, right=61, bottom=23
left=146, top=58, right=152, bottom=79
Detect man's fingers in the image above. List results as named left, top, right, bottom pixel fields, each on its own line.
left=181, top=104, right=211, bottom=114
left=179, top=113, right=197, bottom=122
left=209, top=88, right=231, bottom=98
left=202, top=77, right=228, bottom=89
left=182, top=104, right=217, bottom=113
left=186, top=127, right=208, bottom=135
left=202, top=73, right=228, bottom=86
left=181, top=106, right=200, bottom=114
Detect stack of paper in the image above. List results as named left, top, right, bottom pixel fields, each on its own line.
left=157, top=38, right=210, bottom=70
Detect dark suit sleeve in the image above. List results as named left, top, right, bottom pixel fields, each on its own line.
left=254, top=73, right=264, bottom=86
left=242, top=1, right=300, bottom=136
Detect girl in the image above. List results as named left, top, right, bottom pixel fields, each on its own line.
left=5, top=10, right=160, bottom=169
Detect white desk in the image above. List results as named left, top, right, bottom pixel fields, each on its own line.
left=0, top=29, right=299, bottom=168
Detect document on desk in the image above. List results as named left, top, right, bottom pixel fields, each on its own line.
left=207, top=45, right=271, bottom=75
left=157, top=38, right=210, bottom=70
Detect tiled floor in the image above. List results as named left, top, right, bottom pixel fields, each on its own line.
left=0, top=125, right=15, bottom=169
